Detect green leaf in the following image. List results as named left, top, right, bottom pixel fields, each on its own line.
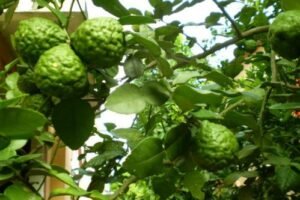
left=5, top=72, right=19, bottom=89
left=130, top=33, right=161, bottom=56
left=156, top=57, right=173, bottom=77
left=50, top=187, right=88, bottom=198
left=269, top=102, right=300, bottom=110
left=0, top=146, right=16, bottom=161
left=242, top=88, right=265, bottom=104
left=119, top=15, right=155, bottom=25
left=164, top=124, right=191, bottom=160
left=0, top=96, right=26, bottom=109
left=223, top=111, right=259, bottom=132
left=275, top=166, right=300, bottom=191
left=111, top=128, right=143, bottom=148
left=192, top=109, right=223, bottom=120
left=48, top=166, right=78, bottom=188
left=224, top=171, right=258, bottom=186
left=92, top=0, right=129, bottom=17
left=105, top=83, right=147, bottom=114
left=0, top=135, right=10, bottom=150
left=263, top=155, right=291, bottom=166
left=36, top=0, right=67, bottom=27
left=173, top=71, right=201, bottom=85
left=141, top=81, right=170, bottom=105
left=0, top=107, right=47, bottom=139
left=4, top=183, right=42, bottom=200
left=183, top=171, right=208, bottom=199
left=281, top=0, right=300, bottom=11
left=0, top=170, right=14, bottom=181
left=203, top=70, right=233, bottom=87
left=205, top=12, right=222, bottom=27
left=52, top=98, right=95, bottom=150
left=124, top=56, right=145, bottom=79
left=2, top=0, right=18, bottom=29
left=237, top=145, right=258, bottom=160
left=172, top=85, right=223, bottom=111
left=123, top=137, right=165, bottom=178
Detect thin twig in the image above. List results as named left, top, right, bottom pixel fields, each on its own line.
left=220, top=99, right=244, bottom=116
left=191, top=25, right=269, bottom=60
left=76, top=0, right=87, bottom=20
left=110, top=176, right=138, bottom=200
left=212, top=0, right=242, bottom=37
left=271, top=50, right=277, bottom=82
left=66, top=0, right=76, bottom=29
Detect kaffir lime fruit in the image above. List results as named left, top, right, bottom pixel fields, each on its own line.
left=17, top=69, right=39, bottom=94
left=269, top=10, right=300, bottom=59
left=71, top=17, right=125, bottom=68
left=34, top=44, right=88, bottom=98
left=13, top=17, right=69, bottom=65
left=193, top=120, right=239, bottom=170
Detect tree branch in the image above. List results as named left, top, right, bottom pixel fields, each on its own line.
left=212, top=0, right=242, bottom=37
left=190, top=25, right=269, bottom=60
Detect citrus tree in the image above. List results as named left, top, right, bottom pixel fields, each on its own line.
left=0, top=0, right=300, bottom=199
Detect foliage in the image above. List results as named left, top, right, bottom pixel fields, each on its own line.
left=0, top=0, right=300, bottom=199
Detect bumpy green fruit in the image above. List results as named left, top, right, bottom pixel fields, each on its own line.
left=14, top=17, right=69, bottom=65
left=244, top=39, right=257, bottom=52
left=17, top=69, right=39, bottom=94
left=21, top=94, right=52, bottom=115
left=34, top=44, right=88, bottom=98
left=193, top=120, right=239, bottom=170
left=269, top=10, right=300, bottom=59
left=71, top=17, right=125, bottom=68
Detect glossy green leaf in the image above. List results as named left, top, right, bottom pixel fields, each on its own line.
left=50, top=187, right=88, bottom=199
left=164, top=124, right=191, bottom=160
left=4, top=183, right=42, bottom=200
left=124, top=56, right=145, bottom=78
left=183, top=171, right=208, bottom=199
left=269, top=102, right=300, bottom=110
left=111, top=128, right=143, bottom=148
left=237, top=145, right=258, bottom=160
left=123, top=137, right=165, bottom=178
left=92, top=0, right=129, bottom=17
left=223, top=111, right=259, bottom=132
left=242, top=88, right=265, bottom=104
left=49, top=166, right=78, bottom=188
left=173, top=71, right=201, bottom=85
left=204, top=70, right=233, bottom=87
left=205, top=12, right=222, bottom=27
left=192, top=109, right=223, bottom=120
left=275, top=166, right=300, bottom=191
left=130, top=33, right=161, bottom=56
left=0, top=96, right=25, bottom=109
left=119, top=15, right=155, bottom=25
left=52, top=98, right=95, bottom=150
left=141, top=81, right=170, bottom=105
left=172, top=85, right=223, bottom=111
left=0, top=135, right=10, bottom=150
left=105, top=83, right=147, bottom=114
left=0, top=107, right=47, bottom=139
left=156, top=57, right=173, bottom=77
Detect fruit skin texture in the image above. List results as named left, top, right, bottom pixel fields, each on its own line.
left=193, top=120, right=239, bottom=170
left=71, top=17, right=125, bottom=68
left=13, top=17, right=69, bottom=65
left=269, top=10, right=300, bottom=59
left=34, top=44, right=88, bottom=99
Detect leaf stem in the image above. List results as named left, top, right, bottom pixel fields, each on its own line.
left=220, top=99, right=244, bottom=117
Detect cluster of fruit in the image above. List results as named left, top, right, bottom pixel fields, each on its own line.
left=14, top=17, right=125, bottom=99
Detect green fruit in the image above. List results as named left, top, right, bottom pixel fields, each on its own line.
left=13, top=17, right=69, bottom=65
left=21, top=94, right=52, bottom=115
left=34, top=44, right=88, bottom=98
left=244, top=39, right=257, bottom=52
left=17, top=69, right=39, bottom=94
left=71, top=17, right=125, bottom=68
left=193, top=120, right=239, bottom=170
left=269, top=10, right=300, bottom=59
